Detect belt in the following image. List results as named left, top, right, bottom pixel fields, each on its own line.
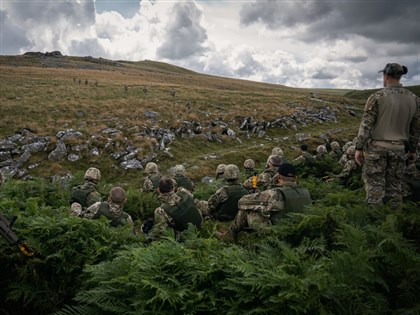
left=371, top=140, right=405, bottom=149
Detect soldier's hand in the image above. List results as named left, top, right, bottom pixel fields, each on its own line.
left=355, top=150, right=364, bottom=166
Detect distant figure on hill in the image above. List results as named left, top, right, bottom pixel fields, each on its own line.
left=143, top=86, right=148, bottom=95
left=170, top=88, right=176, bottom=99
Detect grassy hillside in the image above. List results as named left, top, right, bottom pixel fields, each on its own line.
left=0, top=53, right=366, bottom=183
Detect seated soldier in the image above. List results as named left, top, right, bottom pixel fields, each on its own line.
left=243, top=155, right=282, bottom=192
left=328, top=145, right=358, bottom=186
left=207, top=164, right=248, bottom=221
left=142, top=162, right=162, bottom=193
left=151, top=177, right=202, bottom=239
left=173, top=164, right=195, bottom=192
left=272, top=146, right=290, bottom=164
left=213, top=164, right=226, bottom=189
left=218, top=163, right=311, bottom=243
left=329, top=141, right=343, bottom=160
left=315, top=145, right=328, bottom=159
left=243, top=159, right=256, bottom=178
left=292, top=144, right=315, bottom=166
left=79, top=187, right=133, bottom=227
left=70, top=167, right=102, bottom=216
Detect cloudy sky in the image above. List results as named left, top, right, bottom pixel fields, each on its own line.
left=1, top=0, right=419, bottom=89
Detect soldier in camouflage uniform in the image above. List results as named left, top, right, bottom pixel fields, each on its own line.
left=355, top=63, right=419, bottom=208
left=78, top=187, right=133, bottom=227
left=272, top=147, right=290, bottom=164
left=329, top=145, right=359, bottom=186
left=243, top=155, right=282, bottom=192
left=243, top=159, right=256, bottom=178
left=315, top=145, right=328, bottom=159
left=292, top=144, right=315, bottom=166
left=152, top=177, right=202, bottom=239
left=142, top=162, right=162, bottom=193
left=173, top=164, right=195, bottom=192
left=218, top=163, right=311, bottom=242
left=70, top=167, right=102, bottom=216
left=329, top=141, right=343, bottom=160
left=207, top=164, right=248, bottom=221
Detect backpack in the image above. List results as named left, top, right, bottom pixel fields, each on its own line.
left=238, top=186, right=311, bottom=223
left=161, top=191, right=202, bottom=231
left=71, top=184, right=96, bottom=208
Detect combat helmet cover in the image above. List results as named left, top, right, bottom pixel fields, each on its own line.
left=145, top=162, right=158, bottom=174
left=224, top=164, right=240, bottom=180
left=216, top=164, right=226, bottom=175
left=84, top=167, right=101, bottom=181
left=244, top=159, right=255, bottom=169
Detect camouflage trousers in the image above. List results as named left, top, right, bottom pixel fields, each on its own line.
left=229, top=209, right=271, bottom=234
left=362, top=144, right=406, bottom=207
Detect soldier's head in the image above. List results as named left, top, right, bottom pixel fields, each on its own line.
left=266, top=155, right=282, bottom=169
left=271, top=147, right=284, bottom=157
left=300, top=144, right=308, bottom=152
left=244, top=159, right=255, bottom=170
left=109, top=187, right=127, bottom=205
left=330, top=141, right=340, bottom=151
left=224, top=164, right=240, bottom=181
left=84, top=167, right=101, bottom=183
left=379, top=63, right=408, bottom=82
left=316, top=145, right=327, bottom=155
left=215, top=164, right=226, bottom=177
left=277, top=163, right=297, bottom=182
left=145, top=162, right=158, bottom=175
left=174, top=164, right=186, bottom=176
left=158, top=176, right=174, bottom=194
left=346, top=145, right=356, bottom=156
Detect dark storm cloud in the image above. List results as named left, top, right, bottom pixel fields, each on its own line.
left=0, top=10, right=30, bottom=54
left=239, top=0, right=420, bottom=44
left=157, top=2, right=208, bottom=60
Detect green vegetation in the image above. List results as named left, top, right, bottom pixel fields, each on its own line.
left=1, top=54, right=419, bottom=314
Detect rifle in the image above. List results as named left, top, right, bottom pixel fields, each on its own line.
left=0, top=212, right=34, bottom=257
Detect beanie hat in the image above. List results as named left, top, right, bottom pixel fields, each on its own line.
left=278, top=163, right=297, bottom=177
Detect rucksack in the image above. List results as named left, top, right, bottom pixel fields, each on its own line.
left=71, top=184, right=96, bottom=208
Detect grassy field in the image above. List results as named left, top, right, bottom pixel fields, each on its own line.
left=1, top=54, right=416, bottom=183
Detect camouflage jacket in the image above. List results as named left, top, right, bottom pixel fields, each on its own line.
left=82, top=201, right=133, bottom=226
left=243, top=168, right=277, bottom=191
left=143, top=173, right=162, bottom=193
left=71, top=181, right=101, bottom=208
left=356, top=85, right=419, bottom=152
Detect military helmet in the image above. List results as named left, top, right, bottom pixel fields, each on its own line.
left=174, top=164, right=186, bottom=176
left=244, top=159, right=255, bottom=169
left=330, top=141, right=340, bottom=150
left=145, top=162, right=158, bottom=174
left=271, top=147, right=284, bottom=157
left=84, top=167, right=101, bottom=181
left=346, top=145, right=356, bottom=156
left=215, top=164, right=226, bottom=176
left=267, top=155, right=282, bottom=167
left=224, top=164, right=240, bottom=180
left=109, top=187, right=126, bottom=204
left=316, top=145, right=327, bottom=154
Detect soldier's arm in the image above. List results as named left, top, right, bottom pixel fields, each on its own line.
left=355, top=95, right=379, bottom=151
left=408, top=97, right=420, bottom=155
left=142, top=179, right=153, bottom=192
left=82, top=202, right=101, bottom=219
left=208, top=187, right=229, bottom=211
left=86, top=191, right=102, bottom=207
left=151, top=207, right=174, bottom=238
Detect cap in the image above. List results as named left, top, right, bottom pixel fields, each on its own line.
left=378, top=63, right=407, bottom=76
left=278, top=163, right=296, bottom=177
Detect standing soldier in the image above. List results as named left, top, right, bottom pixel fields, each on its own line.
left=143, top=162, right=162, bottom=193
left=207, top=164, right=248, bottom=221
left=70, top=167, right=102, bottom=216
left=355, top=63, right=419, bottom=208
